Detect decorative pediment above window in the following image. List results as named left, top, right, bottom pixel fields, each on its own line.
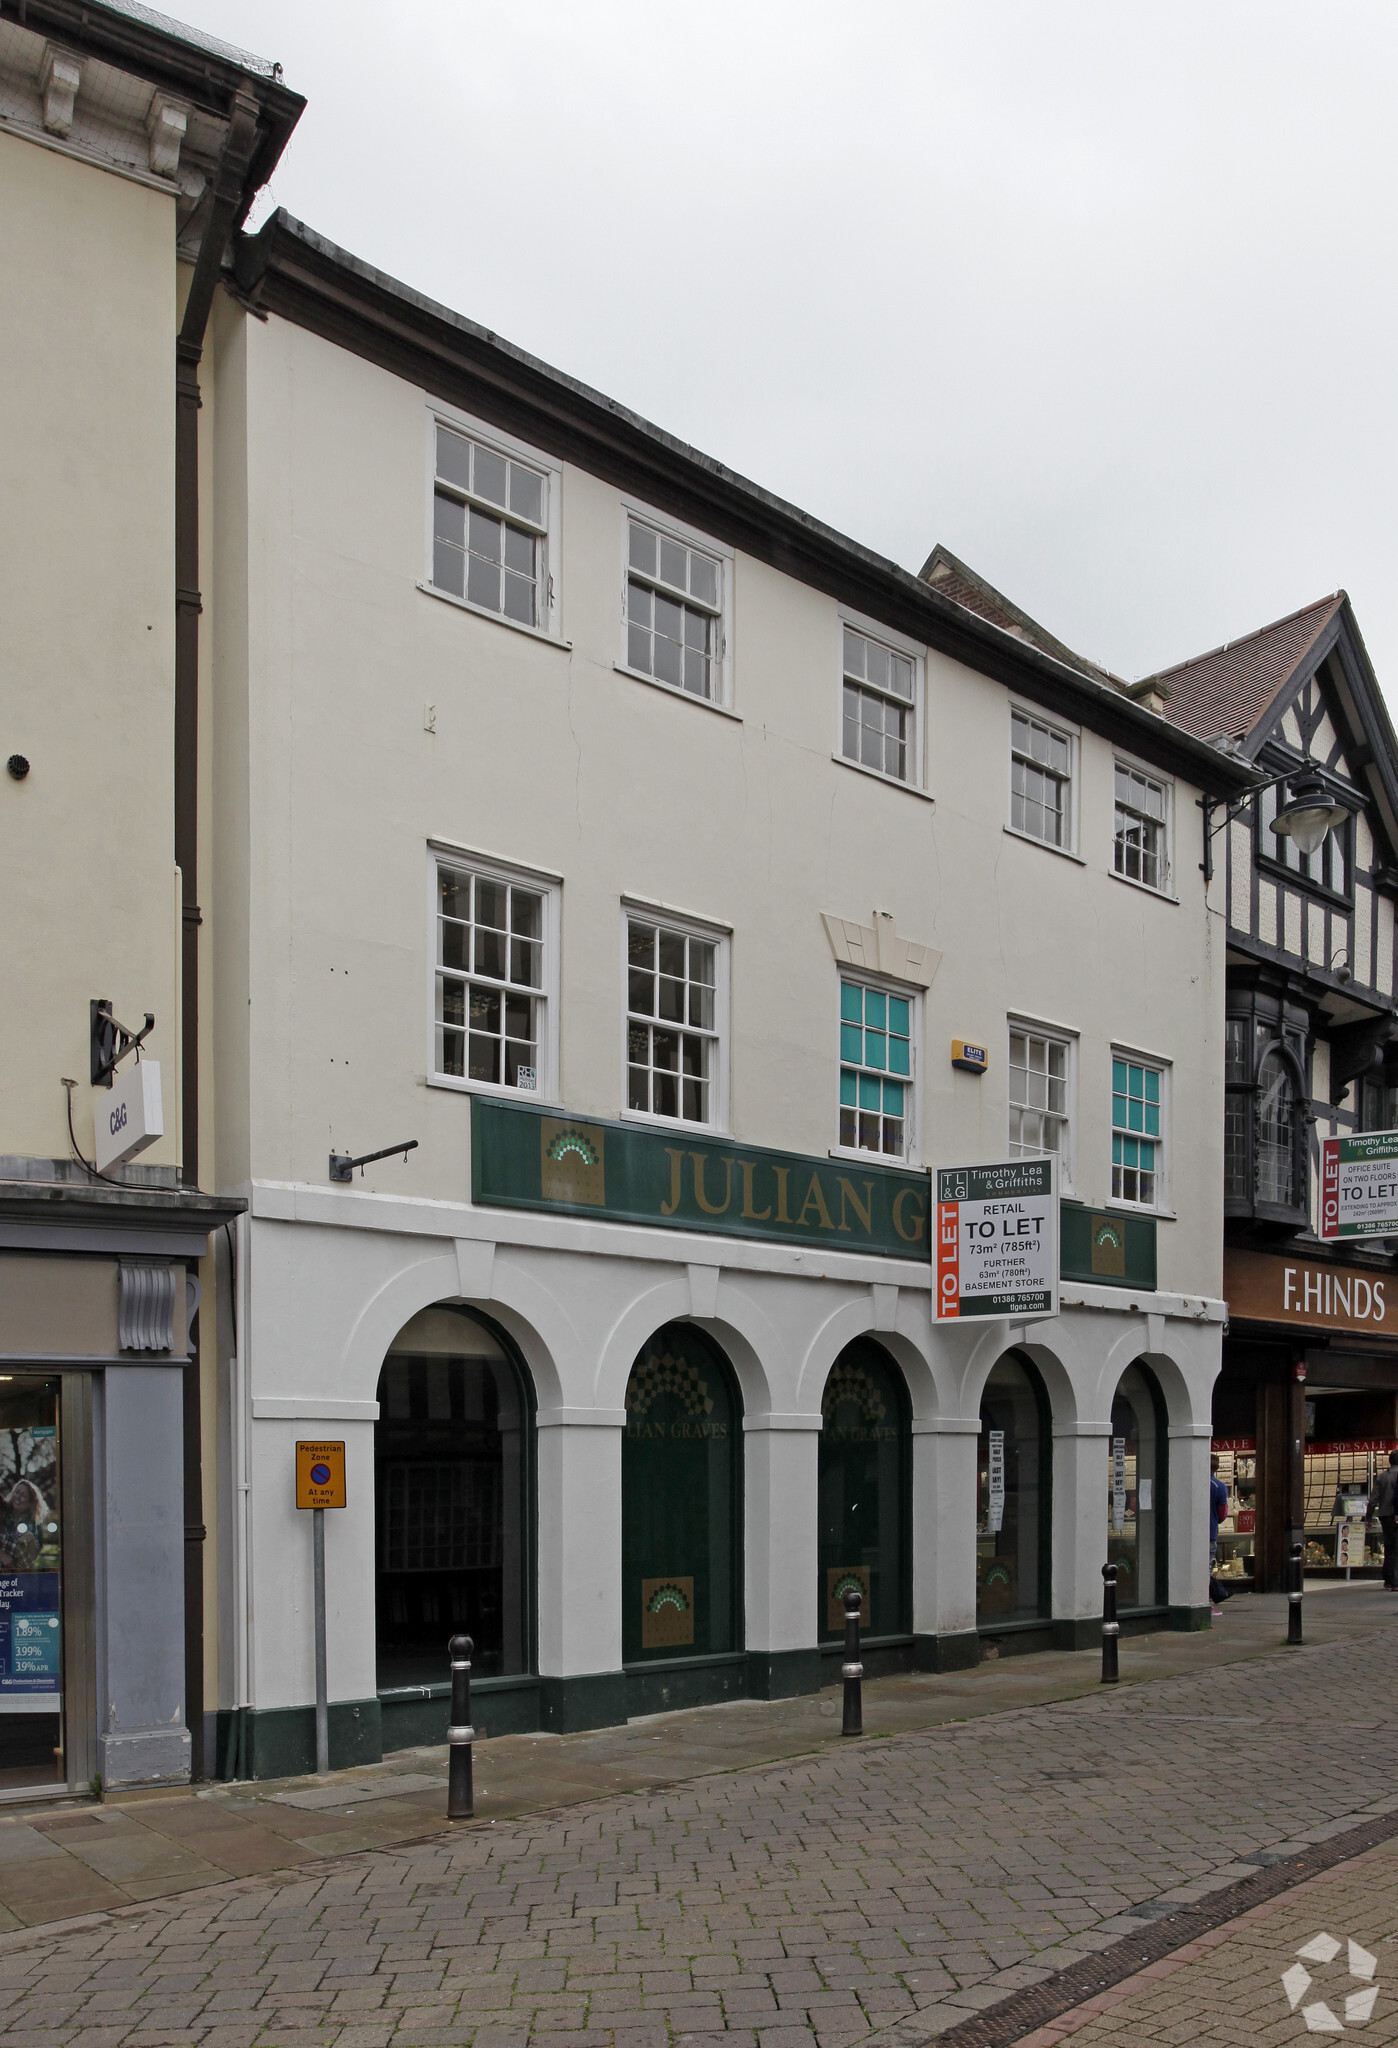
left=821, top=910, right=941, bottom=989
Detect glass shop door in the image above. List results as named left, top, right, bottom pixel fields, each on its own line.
left=0, top=1377, right=65, bottom=1789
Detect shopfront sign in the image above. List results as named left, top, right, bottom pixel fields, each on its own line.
left=470, top=1098, right=930, bottom=1259
left=936, top=1158, right=1057, bottom=1319
left=1224, top=1248, right=1393, bottom=1336
left=1320, top=1131, right=1398, bottom=1241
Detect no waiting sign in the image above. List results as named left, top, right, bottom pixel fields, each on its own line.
left=1321, top=1131, right=1398, bottom=1240
left=296, top=1440, right=346, bottom=1510
left=936, top=1158, right=1057, bottom=1320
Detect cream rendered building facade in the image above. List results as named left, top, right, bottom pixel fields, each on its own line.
left=0, top=1, right=299, bottom=1790
left=197, top=215, right=1254, bottom=1771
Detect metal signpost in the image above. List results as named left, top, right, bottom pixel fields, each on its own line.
left=935, top=1158, right=1058, bottom=1320
left=1320, top=1131, right=1398, bottom=1241
left=295, top=1441, right=347, bottom=1776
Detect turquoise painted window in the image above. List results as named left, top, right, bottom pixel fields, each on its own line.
left=839, top=982, right=911, bottom=1158
left=1111, top=1059, right=1162, bottom=1206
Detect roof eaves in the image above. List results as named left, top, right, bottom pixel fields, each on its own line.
left=235, top=211, right=1258, bottom=799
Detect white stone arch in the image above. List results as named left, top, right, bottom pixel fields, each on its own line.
left=1093, top=1326, right=1213, bottom=1435
left=957, top=1329, right=1080, bottom=1431
left=339, top=1242, right=570, bottom=1413
left=795, top=1296, right=938, bottom=1421
left=594, top=1274, right=780, bottom=1419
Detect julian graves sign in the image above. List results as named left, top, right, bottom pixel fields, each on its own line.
left=470, top=1098, right=930, bottom=1260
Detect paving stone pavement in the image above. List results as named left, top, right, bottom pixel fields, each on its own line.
left=5, top=1626, right=1398, bottom=2048
left=1012, top=1837, right=1398, bottom=2045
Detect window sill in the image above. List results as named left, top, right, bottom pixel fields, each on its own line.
left=417, top=579, right=570, bottom=649
left=1106, top=1199, right=1177, bottom=1221
left=1110, top=869, right=1178, bottom=905
left=829, top=1145, right=922, bottom=1171
left=1003, top=824, right=1085, bottom=865
left=620, top=1106, right=730, bottom=1138
left=612, top=663, right=742, bottom=721
left=426, top=1073, right=562, bottom=1108
left=830, top=753, right=934, bottom=803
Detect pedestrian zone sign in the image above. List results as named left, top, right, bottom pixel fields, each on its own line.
left=936, top=1157, right=1057, bottom=1320
left=1320, top=1131, right=1398, bottom=1241
left=296, top=1440, right=346, bottom=1510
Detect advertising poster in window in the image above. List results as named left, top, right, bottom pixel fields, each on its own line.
left=987, top=1431, right=1005, bottom=1533
left=1112, top=1437, right=1127, bottom=1532
left=0, top=1421, right=60, bottom=1710
left=936, top=1158, right=1057, bottom=1319
left=1320, top=1132, right=1398, bottom=1241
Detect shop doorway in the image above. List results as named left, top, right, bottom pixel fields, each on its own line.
left=374, top=1309, right=533, bottom=1690
left=977, top=1352, right=1051, bottom=1626
left=622, top=1323, right=742, bottom=1668
left=0, top=1376, right=65, bottom=1789
left=817, top=1340, right=911, bottom=1646
left=1108, top=1362, right=1167, bottom=1610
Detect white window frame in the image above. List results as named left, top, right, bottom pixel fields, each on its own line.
left=421, top=403, right=563, bottom=642
left=619, top=899, right=731, bottom=1134
left=835, top=607, right=927, bottom=793
left=1112, top=750, right=1175, bottom=899
left=425, top=843, right=562, bottom=1102
left=616, top=496, right=734, bottom=712
left=833, top=971, right=922, bottom=1169
left=1007, top=1015, right=1078, bottom=1194
left=1110, top=1043, right=1171, bottom=1214
left=1007, top=701, right=1080, bottom=858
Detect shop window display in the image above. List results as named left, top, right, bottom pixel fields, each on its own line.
left=1107, top=1363, right=1162, bottom=1608
left=977, top=1353, right=1049, bottom=1624
left=817, top=1341, right=911, bottom=1642
left=1303, top=1436, right=1394, bottom=1573
left=375, top=1312, right=531, bottom=1690
left=623, top=1324, right=741, bottom=1664
left=1212, top=1438, right=1256, bottom=1582
left=0, top=1378, right=64, bottom=1788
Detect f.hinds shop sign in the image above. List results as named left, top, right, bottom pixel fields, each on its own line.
left=1224, top=1248, right=1390, bottom=1334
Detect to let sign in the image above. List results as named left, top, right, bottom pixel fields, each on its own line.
left=1320, top=1131, right=1398, bottom=1240
left=296, top=1441, right=346, bottom=1510
left=936, top=1158, right=1057, bottom=1320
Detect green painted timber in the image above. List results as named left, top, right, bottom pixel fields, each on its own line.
left=1059, top=1203, right=1157, bottom=1289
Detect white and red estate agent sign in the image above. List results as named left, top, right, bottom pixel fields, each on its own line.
left=1320, top=1131, right=1398, bottom=1241
left=936, top=1158, right=1058, bottom=1320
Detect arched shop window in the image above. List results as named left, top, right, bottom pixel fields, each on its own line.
left=977, top=1352, right=1050, bottom=1625
left=817, top=1340, right=911, bottom=1642
left=375, top=1308, right=532, bottom=1689
left=1108, top=1362, right=1166, bottom=1611
left=623, top=1324, right=742, bottom=1664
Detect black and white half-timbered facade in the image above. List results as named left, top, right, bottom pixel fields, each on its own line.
left=1158, top=594, right=1398, bottom=1589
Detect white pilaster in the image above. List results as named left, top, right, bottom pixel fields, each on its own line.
left=1168, top=1425, right=1213, bottom=1611
left=743, top=1416, right=819, bottom=1652
left=1052, top=1424, right=1111, bottom=1622
left=912, top=1418, right=979, bottom=1640
left=535, top=1414, right=624, bottom=1676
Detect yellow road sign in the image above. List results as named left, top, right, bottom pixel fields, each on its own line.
left=296, top=1440, right=346, bottom=1510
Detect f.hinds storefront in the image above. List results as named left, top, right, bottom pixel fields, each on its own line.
left=1213, top=1248, right=1398, bottom=1590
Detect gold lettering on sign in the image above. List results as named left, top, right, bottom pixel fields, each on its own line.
left=661, top=1148, right=685, bottom=1217
left=797, top=1173, right=834, bottom=1231
left=837, top=1179, right=875, bottom=1236
left=691, top=1154, right=732, bottom=1215
left=1229, top=1250, right=1390, bottom=1333
left=738, top=1160, right=771, bottom=1222
left=774, top=1165, right=792, bottom=1224
left=892, top=1187, right=927, bottom=1243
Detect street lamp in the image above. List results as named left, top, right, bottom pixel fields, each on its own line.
left=1268, top=768, right=1353, bottom=859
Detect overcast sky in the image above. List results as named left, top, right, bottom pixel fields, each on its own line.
left=178, top=0, right=1398, bottom=694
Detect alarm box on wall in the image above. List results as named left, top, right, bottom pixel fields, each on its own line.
left=951, top=1040, right=989, bottom=1076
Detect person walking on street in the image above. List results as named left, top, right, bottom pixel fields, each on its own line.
left=1209, top=1455, right=1231, bottom=1613
left=1371, top=1450, right=1398, bottom=1591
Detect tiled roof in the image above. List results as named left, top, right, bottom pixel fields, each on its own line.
left=919, top=545, right=1119, bottom=688
left=1152, top=594, right=1345, bottom=743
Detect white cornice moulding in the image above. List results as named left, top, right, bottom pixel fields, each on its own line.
left=821, top=910, right=941, bottom=989
left=251, top=1397, right=380, bottom=1421
left=39, top=46, right=82, bottom=136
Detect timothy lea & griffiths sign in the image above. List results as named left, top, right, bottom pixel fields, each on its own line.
left=1320, top=1131, right=1398, bottom=1241
left=936, top=1158, right=1057, bottom=1320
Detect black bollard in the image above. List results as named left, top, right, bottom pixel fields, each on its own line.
left=841, top=1586, right=863, bottom=1737
left=447, top=1633, right=475, bottom=1820
left=1287, top=1540, right=1304, bottom=1646
left=1100, top=1562, right=1119, bottom=1684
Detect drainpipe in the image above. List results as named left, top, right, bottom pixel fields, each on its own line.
left=174, top=88, right=260, bottom=1782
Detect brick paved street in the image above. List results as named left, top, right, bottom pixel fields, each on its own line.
left=4, top=1621, right=1398, bottom=2048
left=1014, top=1837, right=1398, bottom=2046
